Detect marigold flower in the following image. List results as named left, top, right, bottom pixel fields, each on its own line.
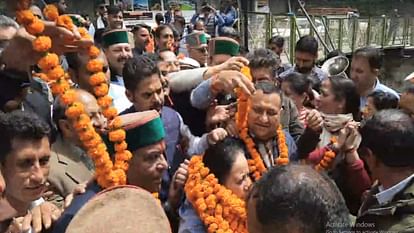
left=114, top=141, right=128, bottom=152
left=109, top=117, right=122, bottom=130
left=93, top=83, right=109, bottom=97
left=73, top=114, right=91, bottom=131
left=47, top=66, right=65, bottom=81
left=78, top=27, right=92, bottom=40
left=88, top=46, right=100, bottom=58
left=87, top=59, right=104, bottom=73
left=32, top=36, right=52, bottom=53
left=16, top=10, right=35, bottom=25
left=43, top=4, right=59, bottom=21
left=65, top=102, right=84, bottom=119
left=56, top=15, right=74, bottom=31
left=83, top=137, right=101, bottom=149
left=26, top=19, right=45, bottom=35
left=79, top=128, right=96, bottom=142
left=109, top=129, right=126, bottom=142
left=89, top=72, right=106, bottom=86
left=60, top=89, right=76, bottom=105
left=115, top=150, right=132, bottom=162
left=103, top=107, right=117, bottom=120
left=97, top=96, right=112, bottom=109
left=38, top=53, right=59, bottom=71
left=50, top=79, right=70, bottom=95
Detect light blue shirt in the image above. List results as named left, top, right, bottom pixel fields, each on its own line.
left=376, top=174, right=414, bottom=205
left=360, top=79, right=400, bottom=109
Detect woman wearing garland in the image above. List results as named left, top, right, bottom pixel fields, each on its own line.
left=305, top=75, right=371, bottom=214
left=179, top=137, right=252, bottom=233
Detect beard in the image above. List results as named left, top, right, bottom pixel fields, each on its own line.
left=296, top=65, right=314, bottom=74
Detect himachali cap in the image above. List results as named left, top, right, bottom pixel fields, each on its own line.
left=102, top=29, right=130, bottom=48
left=104, top=110, right=165, bottom=154
left=186, top=31, right=208, bottom=48
left=65, top=185, right=171, bottom=233
left=208, top=36, right=240, bottom=56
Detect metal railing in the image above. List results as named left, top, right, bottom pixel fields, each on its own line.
left=239, top=12, right=414, bottom=63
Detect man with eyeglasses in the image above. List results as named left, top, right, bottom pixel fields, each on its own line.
left=186, top=31, right=209, bottom=67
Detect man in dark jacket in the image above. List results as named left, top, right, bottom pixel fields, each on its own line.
left=355, top=109, right=414, bottom=232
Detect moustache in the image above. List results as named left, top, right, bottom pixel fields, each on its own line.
left=117, top=57, right=129, bottom=63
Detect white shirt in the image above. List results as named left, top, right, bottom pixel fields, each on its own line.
left=376, top=174, right=414, bottom=205
left=109, top=83, right=131, bottom=113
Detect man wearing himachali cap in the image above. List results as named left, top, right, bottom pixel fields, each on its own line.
left=52, top=110, right=189, bottom=233
left=101, top=29, right=133, bottom=112
left=186, top=31, right=209, bottom=67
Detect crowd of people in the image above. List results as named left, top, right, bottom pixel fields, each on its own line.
left=1, top=0, right=414, bottom=233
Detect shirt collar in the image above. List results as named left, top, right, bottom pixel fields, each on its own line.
left=375, top=173, right=414, bottom=205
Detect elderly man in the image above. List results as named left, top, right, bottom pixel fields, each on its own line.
left=47, top=89, right=107, bottom=206
left=53, top=110, right=188, bottom=233
left=185, top=31, right=209, bottom=67
left=355, top=109, right=414, bottom=232
left=0, top=111, right=61, bottom=232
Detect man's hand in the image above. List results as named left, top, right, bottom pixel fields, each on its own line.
left=6, top=214, right=32, bottom=233
left=206, top=104, right=231, bottom=127
left=306, top=109, right=323, bottom=133
left=210, top=70, right=255, bottom=97
left=225, top=119, right=238, bottom=138
left=1, top=22, right=93, bottom=72
left=30, top=201, right=61, bottom=232
left=64, top=182, right=87, bottom=209
left=207, top=128, right=228, bottom=145
left=168, top=160, right=189, bottom=209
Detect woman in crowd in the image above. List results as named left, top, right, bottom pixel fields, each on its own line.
left=281, top=72, right=314, bottom=126
left=179, top=137, right=252, bottom=233
left=154, top=24, right=175, bottom=52
left=305, top=75, right=371, bottom=214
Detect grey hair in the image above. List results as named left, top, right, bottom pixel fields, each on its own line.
left=0, top=15, right=19, bottom=29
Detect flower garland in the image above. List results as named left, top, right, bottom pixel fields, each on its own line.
left=185, top=156, right=247, bottom=233
left=236, top=67, right=289, bottom=181
left=315, top=137, right=338, bottom=172
left=16, top=2, right=132, bottom=188
left=240, top=126, right=289, bottom=181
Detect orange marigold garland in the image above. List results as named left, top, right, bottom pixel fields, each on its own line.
left=236, top=67, right=289, bottom=181
left=185, top=156, right=247, bottom=233
left=16, top=2, right=132, bottom=188
left=315, top=137, right=338, bottom=172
